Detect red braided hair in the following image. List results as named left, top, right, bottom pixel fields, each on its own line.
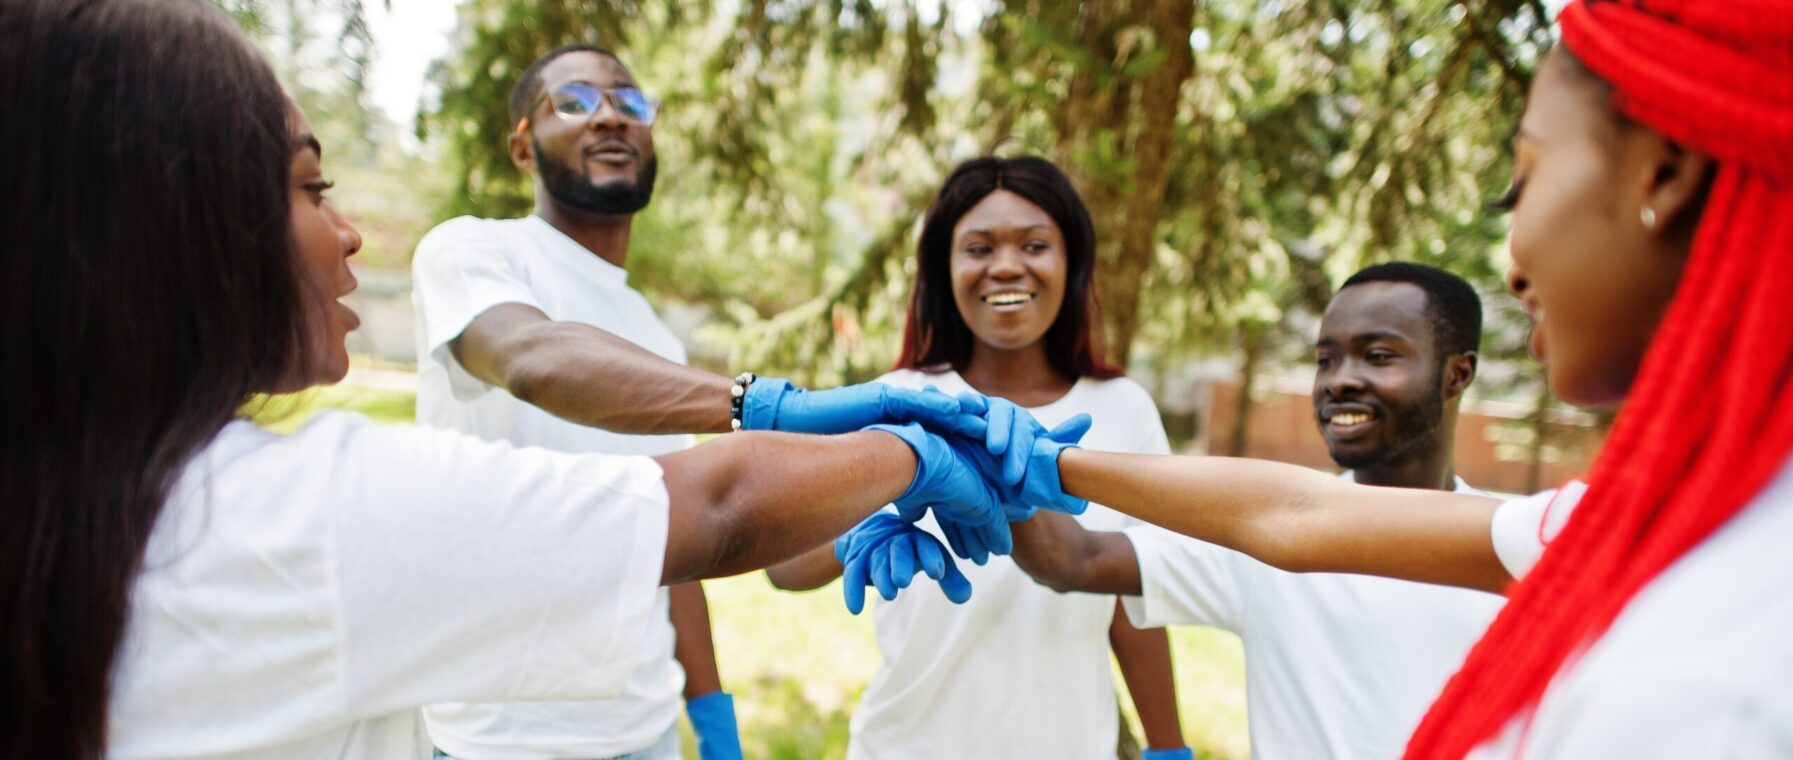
left=1406, top=1, right=1793, bottom=757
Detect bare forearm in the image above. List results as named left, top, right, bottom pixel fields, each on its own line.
left=453, top=305, right=734, bottom=435
left=765, top=544, right=845, bottom=591
left=1109, top=604, right=1186, bottom=751
left=657, top=430, right=914, bottom=584
left=499, top=321, right=733, bottom=434
left=1057, top=449, right=1511, bottom=593
left=1010, top=512, right=1142, bottom=595
left=669, top=582, right=724, bottom=699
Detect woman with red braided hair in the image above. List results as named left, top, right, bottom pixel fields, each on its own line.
left=977, top=0, right=1793, bottom=756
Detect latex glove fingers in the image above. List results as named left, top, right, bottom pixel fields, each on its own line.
left=912, top=531, right=948, bottom=581
left=840, top=550, right=872, bottom=614
left=943, top=434, right=1034, bottom=522
left=834, top=512, right=909, bottom=563
left=891, top=533, right=926, bottom=590
left=972, top=516, right=1014, bottom=556
left=883, top=385, right=966, bottom=434
left=869, top=539, right=898, bottom=601
left=895, top=525, right=973, bottom=604
left=1045, top=412, right=1093, bottom=445
left=935, top=543, right=974, bottom=603
left=938, top=514, right=991, bottom=565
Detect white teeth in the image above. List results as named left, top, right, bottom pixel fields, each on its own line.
left=1331, top=413, right=1371, bottom=426
left=984, top=292, right=1033, bottom=306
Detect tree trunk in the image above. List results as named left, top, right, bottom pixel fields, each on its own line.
left=1054, top=0, right=1197, bottom=366
left=1229, top=323, right=1265, bottom=458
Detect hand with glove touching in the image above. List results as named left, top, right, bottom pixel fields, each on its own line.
left=863, top=421, right=1011, bottom=549
left=739, top=378, right=964, bottom=435
left=948, top=392, right=1092, bottom=517
left=834, top=512, right=973, bottom=614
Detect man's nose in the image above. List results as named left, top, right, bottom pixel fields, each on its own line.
left=587, top=94, right=626, bottom=130
left=1323, top=360, right=1368, bottom=396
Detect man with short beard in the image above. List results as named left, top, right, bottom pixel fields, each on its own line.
left=1007, top=262, right=1506, bottom=759
left=410, top=45, right=739, bottom=760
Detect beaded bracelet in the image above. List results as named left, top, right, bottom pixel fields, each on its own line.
left=728, top=371, right=756, bottom=431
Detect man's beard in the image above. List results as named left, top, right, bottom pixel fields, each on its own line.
left=536, top=140, right=657, bottom=215
left=1328, top=378, right=1446, bottom=471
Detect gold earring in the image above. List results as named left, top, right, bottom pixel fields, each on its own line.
left=1641, top=206, right=1657, bottom=229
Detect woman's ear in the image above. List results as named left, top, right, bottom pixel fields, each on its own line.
left=1642, top=137, right=1715, bottom=240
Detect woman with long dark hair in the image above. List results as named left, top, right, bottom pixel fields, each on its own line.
left=962, top=1, right=1793, bottom=756
left=0, top=2, right=1014, bottom=757
left=767, top=156, right=1192, bottom=760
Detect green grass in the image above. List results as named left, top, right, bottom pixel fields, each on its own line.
left=703, top=574, right=1249, bottom=760
left=264, top=372, right=1251, bottom=758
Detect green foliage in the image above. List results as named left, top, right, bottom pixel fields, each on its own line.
left=416, top=0, right=1556, bottom=397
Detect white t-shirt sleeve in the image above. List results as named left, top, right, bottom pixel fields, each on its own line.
left=311, top=413, right=668, bottom=716
left=1120, top=524, right=1242, bottom=630
left=1127, top=384, right=1173, bottom=458
left=411, top=217, right=546, bottom=400
left=1090, top=379, right=1172, bottom=531
left=1490, top=480, right=1587, bottom=580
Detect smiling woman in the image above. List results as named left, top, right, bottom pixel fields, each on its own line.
left=764, top=156, right=1193, bottom=759
left=899, top=156, right=1121, bottom=388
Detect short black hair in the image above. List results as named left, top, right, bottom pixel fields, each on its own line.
left=509, top=43, right=622, bottom=128
left=1340, top=262, right=1483, bottom=356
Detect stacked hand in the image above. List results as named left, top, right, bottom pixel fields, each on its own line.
left=834, top=512, right=971, bottom=614
left=950, top=393, right=1092, bottom=519
left=835, top=389, right=1091, bottom=613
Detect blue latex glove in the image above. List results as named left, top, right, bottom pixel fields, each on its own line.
left=739, top=378, right=961, bottom=434
left=952, top=393, right=1092, bottom=515
left=934, top=507, right=1006, bottom=566
left=864, top=422, right=1009, bottom=548
left=834, top=512, right=973, bottom=614
left=1142, top=748, right=1195, bottom=760
left=685, top=691, right=742, bottom=760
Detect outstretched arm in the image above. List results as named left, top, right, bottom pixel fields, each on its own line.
left=1009, top=511, right=1143, bottom=595
left=656, top=430, right=914, bottom=584
left=454, top=304, right=735, bottom=434
left=764, top=544, right=845, bottom=592
left=1057, top=450, right=1511, bottom=593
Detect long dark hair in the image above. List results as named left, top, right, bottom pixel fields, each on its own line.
left=0, top=1, right=303, bottom=756
left=894, top=155, right=1123, bottom=380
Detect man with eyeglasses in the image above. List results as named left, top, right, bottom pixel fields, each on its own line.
left=411, top=44, right=737, bottom=760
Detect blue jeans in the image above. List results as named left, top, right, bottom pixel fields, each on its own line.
left=433, top=722, right=682, bottom=760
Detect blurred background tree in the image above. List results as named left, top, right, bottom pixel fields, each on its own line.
left=224, top=0, right=1584, bottom=476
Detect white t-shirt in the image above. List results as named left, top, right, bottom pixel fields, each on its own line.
left=411, top=215, right=692, bottom=759
left=1122, top=473, right=1504, bottom=760
left=847, top=368, right=1171, bottom=760
left=107, top=413, right=669, bottom=759
left=1470, top=462, right=1793, bottom=758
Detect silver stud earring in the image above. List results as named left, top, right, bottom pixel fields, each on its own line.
left=1640, top=206, right=1657, bottom=229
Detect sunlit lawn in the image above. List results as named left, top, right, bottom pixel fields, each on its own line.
left=261, top=371, right=1250, bottom=759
